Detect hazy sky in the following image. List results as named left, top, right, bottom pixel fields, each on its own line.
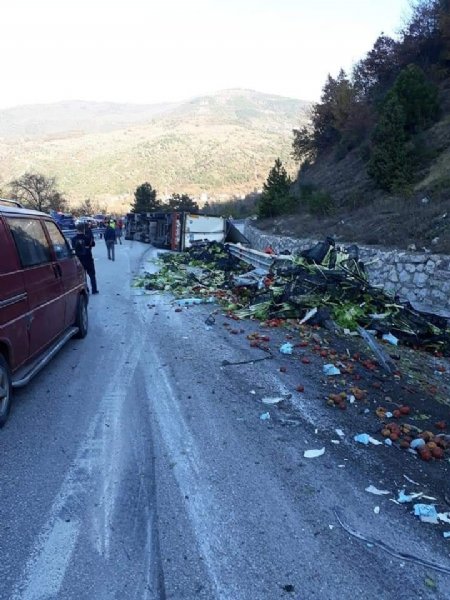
left=1, top=0, right=412, bottom=109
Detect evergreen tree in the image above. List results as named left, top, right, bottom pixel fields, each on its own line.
left=166, top=193, right=199, bottom=212
left=131, top=182, right=161, bottom=213
left=391, top=64, right=439, bottom=133
left=367, top=93, right=412, bottom=191
left=258, top=159, right=292, bottom=218
left=308, top=69, right=358, bottom=156
left=352, top=35, right=399, bottom=100
left=311, top=74, right=341, bottom=151
left=439, top=0, right=450, bottom=68
left=292, top=126, right=316, bottom=162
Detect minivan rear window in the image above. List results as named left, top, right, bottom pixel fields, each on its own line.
left=7, top=218, right=52, bottom=267
left=44, top=221, right=72, bottom=260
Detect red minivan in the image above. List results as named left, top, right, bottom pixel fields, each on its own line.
left=0, top=199, right=89, bottom=426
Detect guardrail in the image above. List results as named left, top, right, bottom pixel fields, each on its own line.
left=225, top=243, right=293, bottom=271
left=62, top=228, right=104, bottom=240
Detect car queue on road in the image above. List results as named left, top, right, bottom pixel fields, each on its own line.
left=0, top=201, right=125, bottom=427
left=0, top=199, right=89, bottom=426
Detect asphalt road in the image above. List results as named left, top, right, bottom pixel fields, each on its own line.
left=1, top=240, right=449, bottom=600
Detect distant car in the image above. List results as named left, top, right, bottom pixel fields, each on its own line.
left=0, top=199, right=89, bottom=426
left=51, top=211, right=76, bottom=230
left=75, top=216, right=97, bottom=227
left=93, top=214, right=106, bottom=226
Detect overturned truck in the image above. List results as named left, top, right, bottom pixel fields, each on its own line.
left=125, top=211, right=248, bottom=250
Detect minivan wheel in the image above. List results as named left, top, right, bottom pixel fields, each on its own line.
left=0, top=355, right=12, bottom=428
left=74, top=294, right=88, bottom=339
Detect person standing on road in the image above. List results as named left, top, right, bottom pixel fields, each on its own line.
left=104, top=220, right=116, bottom=260
left=115, top=219, right=123, bottom=245
left=72, top=223, right=99, bottom=294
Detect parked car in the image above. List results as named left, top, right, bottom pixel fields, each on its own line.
left=75, top=216, right=97, bottom=228
left=50, top=211, right=76, bottom=230
left=0, top=199, right=89, bottom=426
left=93, top=214, right=106, bottom=226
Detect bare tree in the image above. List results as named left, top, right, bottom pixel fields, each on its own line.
left=9, top=172, right=67, bottom=213
left=73, top=197, right=101, bottom=216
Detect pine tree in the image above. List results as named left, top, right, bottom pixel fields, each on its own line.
left=392, top=64, right=439, bottom=134
left=167, top=193, right=199, bottom=212
left=292, top=126, right=316, bottom=162
left=367, top=93, right=412, bottom=191
left=258, top=159, right=292, bottom=218
left=439, top=0, right=450, bottom=68
left=131, top=182, right=161, bottom=213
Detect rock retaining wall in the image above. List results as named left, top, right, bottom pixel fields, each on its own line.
left=244, top=223, right=450, bottom=314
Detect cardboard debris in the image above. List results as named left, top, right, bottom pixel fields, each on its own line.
left=279, top=342, right=294, bottom=355
left=413, top=503, right=439, bottom=524
left=397, top=490, right=423, bottom=503
left=365, top=485, right=390, bottom=495
left=323, top=364, right=341, bottom=376
left=262, top=397, right=283, bottom=405
left=304, top=448, right=325, bottom=458
left=354, top=433, right=382, bottom=446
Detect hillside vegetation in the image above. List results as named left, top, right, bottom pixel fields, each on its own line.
left=0, top=90, right=310, bottom=209
left=258, top=0, right=450, bottom=253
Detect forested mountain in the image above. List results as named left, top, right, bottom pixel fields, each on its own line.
left=0, top=89, right=310, bottom=208
left=262, top=0, right=450, bottom=252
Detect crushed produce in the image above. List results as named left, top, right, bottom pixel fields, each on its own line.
left=134, top=239, right=450, bottom=355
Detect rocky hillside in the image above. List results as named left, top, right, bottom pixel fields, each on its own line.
left=272, top=81, right=450, bottom=254
left=0, top=90, right=310, bottom=208
left=257, top=2, right=450, bottom=254
left=294, top=80, right=450, bottom=208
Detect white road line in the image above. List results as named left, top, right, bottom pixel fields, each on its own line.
left=12, top=518, right=80, bottom=600
left=11, top=342, right=144, bottom=600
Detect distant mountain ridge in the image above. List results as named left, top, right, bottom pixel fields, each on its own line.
left=0, top=89, right=310, bottom=209
left=0, top=99, right=180, bottom=137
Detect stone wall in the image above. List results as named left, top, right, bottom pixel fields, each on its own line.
left=244, top=223, right=450, bottom=314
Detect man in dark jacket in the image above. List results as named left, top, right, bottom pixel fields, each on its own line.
left=104, top=221, right=116, bottom=261
left=72, top=223, right=99, bottom=294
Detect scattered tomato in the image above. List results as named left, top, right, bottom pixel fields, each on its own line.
left=432, top=447, right=444, bottom=459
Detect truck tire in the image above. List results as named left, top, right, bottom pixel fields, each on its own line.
left=74, top=294, right=88, bottom=339
left=0, top=355, right=12, bottom=428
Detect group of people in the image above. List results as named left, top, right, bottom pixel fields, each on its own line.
left=71, top=218, right=124, bottom=294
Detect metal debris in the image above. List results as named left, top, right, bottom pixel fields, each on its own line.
left=334, top=508, right=450, bottom=575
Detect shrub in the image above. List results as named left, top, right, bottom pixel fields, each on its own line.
left=308, top=191, right=333, bottom=216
